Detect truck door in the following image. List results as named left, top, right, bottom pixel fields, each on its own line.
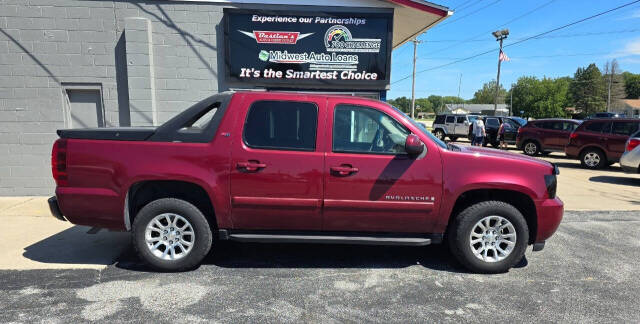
left=323, top=98, right=443, bottom=233
left=229, top=95, right=326, bottom=230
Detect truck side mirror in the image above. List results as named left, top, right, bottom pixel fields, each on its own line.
left=405, top=134, right=424, bottom=156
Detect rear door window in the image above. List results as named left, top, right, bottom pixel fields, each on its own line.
left=243, top=100, right=318, bottom=151
left=584, top=121, right=606, bottom=133
left=551, top=122, right=563, bottom=130
left=456, top=116, right=466, bottom=123
left=445, top=116, right=455, bottom=123
left=612, top=122, right=639, bottom=136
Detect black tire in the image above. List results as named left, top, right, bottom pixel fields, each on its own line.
left=448, top=201, right=529, bottom=274
left=522, top=140, right=539, bottom=156
left=579, top=148, right=606, bottom=169
left=434, top=129, right=445, bottom=141
left=449, top=136, right=459, bottom=141
left=132, top=198, right=213, bottom=271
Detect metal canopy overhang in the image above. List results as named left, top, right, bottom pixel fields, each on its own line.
left=385, top=0, right=453, bottom=49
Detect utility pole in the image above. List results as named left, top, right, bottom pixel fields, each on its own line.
left=510, top=85, right=513, bottom=116
left=607, top=68, right=612, bottom=112
left=492, top=29, right=509, bottom=115
left=410, top=38, right=422, bottom=119
left=457, top=73, right=462, bottom=110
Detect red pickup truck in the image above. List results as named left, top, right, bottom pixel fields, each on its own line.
left=49, top=91, right=563, bottom=273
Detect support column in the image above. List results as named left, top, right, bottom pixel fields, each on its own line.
left=123, top=17, right=157, bottom=126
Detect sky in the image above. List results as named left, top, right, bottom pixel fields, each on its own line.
left=387, top=0, right=640, bottom=100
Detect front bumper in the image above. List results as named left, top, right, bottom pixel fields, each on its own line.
left=48, top=196, right=66, bottom=221
left=535, top=197, right=564, bottom=243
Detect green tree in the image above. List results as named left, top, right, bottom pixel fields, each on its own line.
left=622, top=71, right=640, bottom=99
left=387, top=96, right=411, bottom=113
left=427, top=95, right=444, bottom=113
left=569, top=63, right=606, bottom=115
left=471, top=80, right=507, bottom=104
left=510, top=76, right=570, bottom=118
left=414, top=98, right=433, bottom=114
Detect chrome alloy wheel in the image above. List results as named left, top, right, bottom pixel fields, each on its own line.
left=524, top=142, right=537, bottom=155
left=469, top=215, right=517, bottom=262
left=145, top=213, right=195, bottom=261
left=584, top=152, right=600, bottom=167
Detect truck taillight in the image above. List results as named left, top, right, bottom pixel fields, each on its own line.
left=570, top=132, right=578, bottom=140
left=626, top=138, right=640, bottom=152
left=52, top=139, right=68, bottom=186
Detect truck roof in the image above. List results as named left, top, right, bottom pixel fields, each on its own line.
left=233, top=90, right=386, bottom=105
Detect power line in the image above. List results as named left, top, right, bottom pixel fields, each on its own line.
left=424, top=28, right=640, bottom=42
left=418, top=50, right=632, bottom=60
left=454, top=0, right=484, bottom=12
left=427, top=0, right=557, bottom=53
left=391, top=0, right=640, bottom=85
left=504, top=1, right=640, bottom=49
left=432, top=0, right=503, bottom=30
left=452, top=0, right=478, bottom=11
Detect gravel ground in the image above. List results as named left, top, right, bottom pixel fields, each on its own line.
left=1, top=210, right=639, bottom=323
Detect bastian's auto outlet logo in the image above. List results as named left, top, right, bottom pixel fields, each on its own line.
left=238, top=30, right=313, bottom=44
left=324, top=25, right=381, bottom=53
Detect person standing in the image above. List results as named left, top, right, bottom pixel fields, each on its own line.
left=498, top=121, right=507, bottom=149
left=472, top=118, right=485, bottom=146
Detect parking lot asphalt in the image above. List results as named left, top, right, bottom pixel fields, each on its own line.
left=1, top=210, right=639, bottom=323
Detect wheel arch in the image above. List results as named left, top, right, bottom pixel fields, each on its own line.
left=579, top=145, right=608, bottom=162
left=445, top=189, right=537, bottom=244
left=125, top=180, right=217, bottom=232
left=433, top=127, right=447, bottom=134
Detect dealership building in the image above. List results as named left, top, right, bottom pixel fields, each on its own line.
left=0, top=0, right=450, bottom=195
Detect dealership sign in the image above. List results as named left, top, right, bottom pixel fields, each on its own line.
left=224, top=9, right=393, bottom=90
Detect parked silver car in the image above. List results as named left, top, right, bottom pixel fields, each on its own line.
left=620, top=130, right=640, bottom=173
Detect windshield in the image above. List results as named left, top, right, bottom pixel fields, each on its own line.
left=510, top=117, right=527, bottom=126
left=390, top=105, right=448, bottom=149
left=468, top=115, right=479, bottom=122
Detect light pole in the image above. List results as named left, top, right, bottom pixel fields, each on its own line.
left=492, top=29, right=509, bottom=115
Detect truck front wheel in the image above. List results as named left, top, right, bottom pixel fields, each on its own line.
left=448, top=201, right=529, bottom=273
left=132, top=198, right=213, bottom=271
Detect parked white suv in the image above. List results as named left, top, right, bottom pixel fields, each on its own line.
left=432, top=114, right=478, bottom=141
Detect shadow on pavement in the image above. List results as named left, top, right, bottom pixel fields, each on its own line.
left=22, top=226, right=129, bottom=266
left=589, top=175, right=640, bottom=187
left=115, top=241, right=528, bottom=273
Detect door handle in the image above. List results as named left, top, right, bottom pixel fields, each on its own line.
left=331, top=165, right=359, bottom=176
left=237, top=161, right=267, bottom=172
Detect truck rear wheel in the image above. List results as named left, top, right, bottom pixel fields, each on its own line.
left=132, top=198, right=212, bottom=271
left=448, top=201, right=528, bottom=273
